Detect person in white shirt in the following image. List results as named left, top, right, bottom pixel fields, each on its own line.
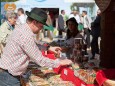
left=82, top=11, right=92, bottom=30
left=82, top=11, right=92, bottom=48
left=17, top=8, right=26, bottom=25
left=58, top=10, right=66, bottom=38
left=63, top=17, right=84, bottom=58
left=69, top=10, right=81, bottom=24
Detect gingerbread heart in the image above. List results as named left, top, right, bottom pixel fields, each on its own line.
left=4, top=3, right=16, bottom=11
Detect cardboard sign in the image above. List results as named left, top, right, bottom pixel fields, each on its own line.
left=64, top=69, right=68, bottom=75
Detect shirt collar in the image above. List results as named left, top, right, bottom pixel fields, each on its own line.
left=25, top=23, right=35, bottom=37
left=84, top=15, right=87, bottom=17
left=20, top=14, right=25, bottom=17
left=6, top=21, right=12, bottom=26
left=6, top=21, right=14, bottom=30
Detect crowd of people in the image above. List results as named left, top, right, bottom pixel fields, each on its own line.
left=0, top=7, right=102, bottom=86
left=58, top=9, right=101, bottom=60
left=0, top=8, right=73, bottom=86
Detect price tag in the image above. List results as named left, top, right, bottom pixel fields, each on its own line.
left=45, top=51, right=47, bottom=55
left=64, top=69, right=67, bottom=75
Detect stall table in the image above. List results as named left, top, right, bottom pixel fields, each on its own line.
left=45, top=52, right=99, bottom=86
left=21, top=52, right=99, bottom=86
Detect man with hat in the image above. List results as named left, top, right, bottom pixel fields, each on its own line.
left=0, top=8, right=72, bottom=86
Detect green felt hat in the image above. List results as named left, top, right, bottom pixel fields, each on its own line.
left=26, top=8, right=48, bottom=26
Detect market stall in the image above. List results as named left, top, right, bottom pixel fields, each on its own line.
left=46, top=52, right=99, bottom=86
left=20, top=37, right=102, bottom=86
left=21, top=61, right=75, bottom=86
left=20, top=51, right=100, bottom=86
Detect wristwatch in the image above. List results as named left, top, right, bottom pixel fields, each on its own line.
left=46, top=45, right=50, bottom=51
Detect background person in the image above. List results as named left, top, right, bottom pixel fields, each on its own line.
left=17, top=8, right=26, bottom=25
left=63, top=17, right=85, bottom=58
left=43, top=10, right=54, bottom=41
left=90, top=9, right=101, bottom=60
left=58, top=10, right=66, bottom=38
left=69, top=10, right=81, bottom=24
left=0, top=11, right=17, bottom=56
left=82, top=11, right=92, bottom=49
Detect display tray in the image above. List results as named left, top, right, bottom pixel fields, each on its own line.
left=21, top=52, right=101, bottom=86
left=60, top=68, right=99, bottom=86
left=21, top=63, right=100, bottom=86
left=21, top=64, right=74, bottom=86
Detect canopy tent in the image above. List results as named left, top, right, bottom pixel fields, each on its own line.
left=14, top=0, right=71, bottom=14
left=64, top=0, right=95, bottom=3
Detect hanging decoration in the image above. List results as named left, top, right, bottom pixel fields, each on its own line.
left=4, top=3, right=16, bottom=11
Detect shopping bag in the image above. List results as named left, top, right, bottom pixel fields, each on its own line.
left=78, top=23, right=84, bottom=31
left=43, top=25, right=54, bottom=31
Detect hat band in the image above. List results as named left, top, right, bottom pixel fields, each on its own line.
left=29, top=12, right=46, bottom=23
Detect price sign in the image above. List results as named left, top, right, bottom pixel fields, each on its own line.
left=81, top=84, right=86, bottom=86
left=64, top=69, right=68, bottom=75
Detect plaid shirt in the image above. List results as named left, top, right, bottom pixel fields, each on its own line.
left=0, top=23, right=60, bottom=76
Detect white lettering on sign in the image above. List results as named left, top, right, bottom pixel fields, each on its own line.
left=64, top=69, right=68, bottom=75
left=81, top=84, right=86, bottom=86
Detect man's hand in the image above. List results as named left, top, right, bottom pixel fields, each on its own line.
left=60, top=59, right=73, bottom=66
left=103, top=80, right=115, bottom=86
left=48, top=46, right=61, bottom=54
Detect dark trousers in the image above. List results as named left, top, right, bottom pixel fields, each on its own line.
left=84, top=28, right=91, bottom=48
left=58, top=30, right=63, bottom=38
left=91, top=36, right=99, bottom=58
left=0, top=70, right=21, bottom=86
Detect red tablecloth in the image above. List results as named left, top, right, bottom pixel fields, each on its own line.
left=42, top=51, right=63, bottom=74
left=96, top=69, right=115, bottom=86
left=42, top=51, right=98, bottom=86
left=60, top=68, right=98, bottom=86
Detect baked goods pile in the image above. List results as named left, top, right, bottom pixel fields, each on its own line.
left=74, top=69, right=96, bottom=84
left=23, top=62, right=75, bottom=86
left=29, top=70, right=74, bottom=86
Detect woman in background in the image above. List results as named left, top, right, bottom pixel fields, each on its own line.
left=0, top=11, right=17, bottom=56
left=63, top=17, right=83, bottom=58
left=65, top=17, right=80, bottom=46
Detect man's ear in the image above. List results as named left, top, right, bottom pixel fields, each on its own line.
left=33, top=20, right=38, bottom=25
left=30, top=20, right=35, bottom=28
left=32, top=20, right=36, bottom=24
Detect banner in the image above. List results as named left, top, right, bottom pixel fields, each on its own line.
left=64, top=0, right=95, bottom=3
